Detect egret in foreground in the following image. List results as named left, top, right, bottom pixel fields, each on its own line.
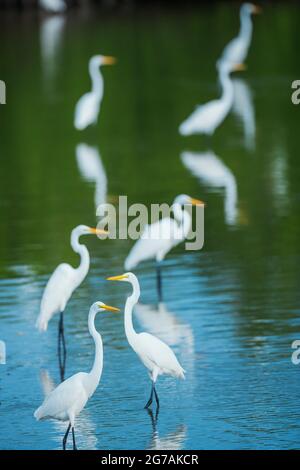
left=124, top=195, right=204, bottom=299
left=36, top=225, right=108, bottom=378
left=74, top=55, right=116, bottom=131
left=220, top=3, right=262, bottom=70
left=107, top=273, right=185, bottom=410
left=34, top=302, right=120, bottom=450
left=39, top=0, right=66, bottom=13
left=179, top=61, right=245, bottom=137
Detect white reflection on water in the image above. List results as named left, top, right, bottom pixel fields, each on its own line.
left=181, top=151, right=238, bottom=226
left=270, top=142, right=290, bottom=215
left=232, top=78, right=256, bottom=152
left=40, top=15, right=65, bottom=89
left=76, top=143, right=107, bottom=211
left=146, top=411, right=187, bottom=450
left=0, top=340, right=6, bottom=365
left=38, top=369, right=98, bottom=450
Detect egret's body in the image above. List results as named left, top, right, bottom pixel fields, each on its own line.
left=179, top=62, right=242, bottom=137
left=107, top=273, right=185, bottom=409
left=220, top=3, right=261, bottom=71
left=39, top=0, right=66, bottom=13
left=74, top=55, right=115, bottom=131
left=34, top=302, right=119, bottom=450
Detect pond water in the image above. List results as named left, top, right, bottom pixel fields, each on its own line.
left=0, top=2, right=300, bottom=450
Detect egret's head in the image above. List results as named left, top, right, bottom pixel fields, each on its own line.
left=73, top=225, right=109, bottom=238
left=106, top=272, right=134, bottom=283
left=173, top=194, right=205, bottom=207
left=242, top=3, right=262, bottom=15
left=94, top=301, right=120, bottom=313
left=90, top=55, right=116, bottom=68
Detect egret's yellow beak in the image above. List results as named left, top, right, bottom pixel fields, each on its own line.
left=102, top=56, right=116, bottom=65
left=98, top=303, right=120, bottom=312
left=189, top=197, right=205, bottom=207
left=106, top=274, right=129, bottom=281
left=89, top=227, right=109, bottom=235
left=252, top=4, right=262, bottom=14
left=233, top=63, right=247, bottom=72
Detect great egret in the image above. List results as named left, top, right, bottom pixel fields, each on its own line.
left=220, top=3, right=262, bottom=70
left=124, top=194, right=204, bottom=299
left=74, top=55, right=116, bottom=131
left=39, top=0, right=66, bottom=13
left=34, top=302, right=120, bottom=450
left=107, top=273, right=185, bottom=410
left=232, top=78, right=256, bottom=151
left=179, top=61, right=245, bottom=137
left=76, top=143, right=107, bottom=210
left=40, top=15, right=65, bottom=90
left=181, top=151, right=238, bottom=226
left=36, top=225, right=107, bottom=379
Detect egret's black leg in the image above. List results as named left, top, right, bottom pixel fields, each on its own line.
left=72, top=427, right=77, bottom=450
left=63, top=423, right=71, bottom=450
left=153, top=385, right=160, bottom=410
left=144, top=382, right=154, bottom=409
left=156, top=262, right=163, bottom=302
left=58, top=312, right=66, bottom=382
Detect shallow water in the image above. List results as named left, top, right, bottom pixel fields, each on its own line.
left=0, top=3, right=300, bottom=450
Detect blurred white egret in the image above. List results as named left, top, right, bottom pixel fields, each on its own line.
left=179, top=61, right=244, bottom=137
left=107, top=273, right=185, bottom=410
left=39, top=0, right=66, bottom=13
left=74, top=55, right=116, bottom=131
left=181, top=151, right=238, bottom=226
left=76, top=143, right=107, bottom=209
left=124, top=195, right=204, bottom=299
left=220, top=3, right=262, bottom=70
left=232, top=78, right=256, bottom=151
left=34, top=302, right=119, bottom=450
left=40, top=15, right=65, bottom=88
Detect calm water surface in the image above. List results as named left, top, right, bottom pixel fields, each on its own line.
left=0, top=3, right=300, bottom=450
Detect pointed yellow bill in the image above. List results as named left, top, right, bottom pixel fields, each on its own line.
left=102, top=56, right=116, bottom=65
left=106, top=274, right=129, bottom=281
left=189, top=197, right=205, bottom=207
left=89, top=227, right=109, bottom=235
left=234, top=63, right=247, bottom=72
left=98, top=303, right=120, bottom=312
left=252, top=4, right=262, bottom=14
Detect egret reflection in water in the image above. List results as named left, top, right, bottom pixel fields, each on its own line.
left=232, top=78, right=256, bottom=151
left=76, top=143, right=107, bottom=210
left=146, top=409, right=187, bottom=451
left=0, top=340, right=6, bottom=365
left=40, top=15, right=65, bottom=91
left=181, top=151, right=238, bottom=226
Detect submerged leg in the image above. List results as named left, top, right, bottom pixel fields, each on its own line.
left=72, top=427, right=77, bottom=451
left=144, top=382, right=154, bottom=409
left=63, top=423, right=71, bottom=450
left=156, top=262, right=163, bottom=302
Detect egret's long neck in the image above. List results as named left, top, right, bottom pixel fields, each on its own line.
left=89, top=62, right=103, bottom=97
left=71, top=230, right=90, bottom=284
left=124, top=279, right=140, bottom=345
left=239, top=10, right=252, bottom=46
left=172, top=204, right=192, bottom=239
left=88, top=309, right=103, bottom=393
left=219, top=68, right=234, bottom=110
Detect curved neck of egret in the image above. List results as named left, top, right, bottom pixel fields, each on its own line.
left=172, top=203, right=192, bottom=240
left=239, top=8, right=253, bottom=46
left=88, top=305, right=103, bottom=393
left=89, top=61, right=103, bottom=97
left=219, top=67, right=234, bottom=110
left=125, top=277, right=140, bottom=344
left=71, top=228, right=90, bottom=283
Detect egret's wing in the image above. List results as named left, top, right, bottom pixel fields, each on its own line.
left=124, top=218, right=178, bottom=270
left=179, top=100, right=222, bottom=135
left=74, top=93, right=99, bottom=130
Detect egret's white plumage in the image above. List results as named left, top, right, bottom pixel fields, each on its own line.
left=232, top=78, right=256, bottom=151
left=39, top=0, right=66, bottom=13
left=107, top=273, right=185, bottom=408
left=220, top=3, right=261, bottom=70
left=34, top=302, right=119, bottom=450
left=36, top=225, right=107, bottom=332
left=124, top=194, right=204, bottom=271
left=74, top=55, right=115, bottom=131
left=179, top=61, right=242, bottom=137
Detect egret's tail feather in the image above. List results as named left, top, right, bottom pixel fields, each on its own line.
left=34, top=406, right=43, bottom=421
left=35, top=315, right=48, bottom=332
left=124, top=256, right=137, bottom=271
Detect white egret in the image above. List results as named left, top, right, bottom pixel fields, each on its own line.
left=179, top=61, right=245, bottom=137
left=232, top=78, right=256, bottom=151
left=40, top=15, right=65, bottom=89
left=181, top=151, right=238, bottom=226
left=34, top=302, right=120, bottom=450
left=76, top=143, right=107, bottom=210
left=107, top=273, right=185, bottom=410
left=124, top=195, right=204, bottom=299
left=39, top=0, right=66, bottom=13
left=220, top=3, right=262, bottom=70
left=74, top=55, right=116, bottom=131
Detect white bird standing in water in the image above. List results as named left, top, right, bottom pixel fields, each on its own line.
left=74, top=55, right=116, bottom=131
left=39, top=0, right=66, bottom=13
left=124, top=195, right=204, bottom=299
left=179, top=61, right=245, bottom=137
left=107, top=273, right=185, bottom=410
left=220, top=3, right=262, bottom=70
left=34, top=302, right=120, bottom=450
